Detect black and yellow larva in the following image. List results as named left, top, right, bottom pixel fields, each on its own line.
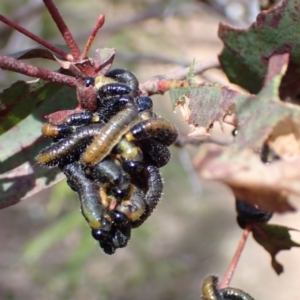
left=131, top=165, right=163, bottom=228
left=38, top=123, right=104, bottom=166
left=81, top=99, right=138, bottom=167
left=41, top=112, right=100, bottom=139
left=125, top=118, right=178, bottom=146
left=92, top=158, right=131, bottom=199
left=202, top=276, right=255, bottom=300
left=116, top=184, right=146, bottom=222
left=62, top=162, right=112, bottom=231
left=138, top=138, right=171, bottom=168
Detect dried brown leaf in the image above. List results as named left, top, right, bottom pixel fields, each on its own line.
left=193, top=144, right=298, bottom=212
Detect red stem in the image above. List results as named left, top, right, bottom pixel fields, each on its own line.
left=43, top=0, right=81, bottom=60
left=82, top=14, right=105, bottom=59
left=0, top=14, right=72, bottom=61
left=219, top=227, right=251, bottom=289
left=0, top=55, right=77, bottom=88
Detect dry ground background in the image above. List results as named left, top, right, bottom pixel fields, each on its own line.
left=0, top=1, right=300, bottom=299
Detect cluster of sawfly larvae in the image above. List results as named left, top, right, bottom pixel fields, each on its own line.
left=38, top=69, right=178, bottom=254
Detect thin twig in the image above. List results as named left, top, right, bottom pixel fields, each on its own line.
left=0, top=55, right=77, bottom=87
left=175, top=134, right=231, bottom=147
left=161, top=58, right=220, bottom=81
left=139, top=58, right=220, bottom=95
left=219, top=227, right=251, bottom=289
left=82, top=15, right=105, bottom=59
left=0, top=14, right=71, bottom=60
left=43, top=0, right=81, bottom=60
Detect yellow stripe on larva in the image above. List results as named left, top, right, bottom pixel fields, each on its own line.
left=82, top=102, right=138, bottom=167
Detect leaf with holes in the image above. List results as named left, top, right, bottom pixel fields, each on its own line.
left=193, top=54, right=300, bottom=213
left=219, top=0, right=300, bottom=99
left=171, top=82, right=247, bottom=136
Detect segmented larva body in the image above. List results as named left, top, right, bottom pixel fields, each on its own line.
left=138, top=138, right=171, bottom=168
left=201, top=276, right=255, bottom=300
left=38, top=123, right=104, bottom=166
left=132, top=165, right=163, bottom=228
left=41, top=112, right=100, bottom=138
left=62, top=162, right=112, bottom=231
left=202, top=276, right=222, bottom=300
left=116, top=185, right=146, bottom=222
left=81, top=101, right=138, bottom=167
left=222, top=288, right=255, bottom=300
left=126, top=118, right=178, bottom=146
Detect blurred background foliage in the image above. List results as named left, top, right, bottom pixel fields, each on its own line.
left=0, top=1, right=299, bottom=300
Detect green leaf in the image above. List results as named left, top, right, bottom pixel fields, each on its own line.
left=0, top=85, right=77, bottom=209
left=219, top=0, right=300, bottom=98
left=232, top=53, right=292, bottom=153
left=8, top=47, right=59, bottom=61
left=0, top=79, right=63, bottom=135
left=252, top=224, right=300, bottom=275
